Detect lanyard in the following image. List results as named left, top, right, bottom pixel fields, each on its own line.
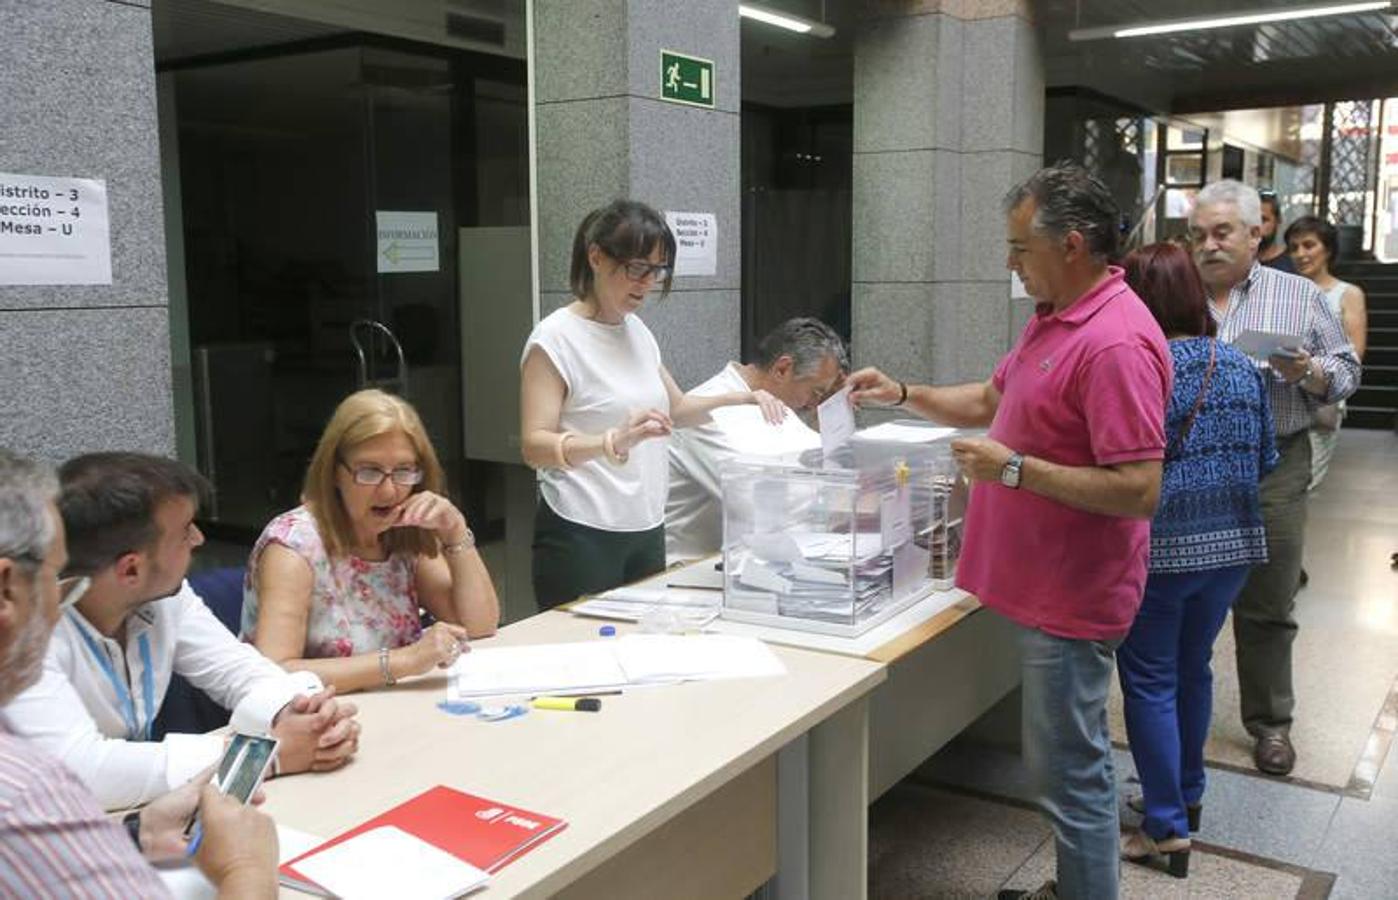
left=69, top=611, right=156, bottom=741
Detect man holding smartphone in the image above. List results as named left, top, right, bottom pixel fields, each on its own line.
left=6, top=453, right=361, bottom=810
left=1189, top=180, right=1361, bottom=776
left=0, top=449, right=278, bottom=898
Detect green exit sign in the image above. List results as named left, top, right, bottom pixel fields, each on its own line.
left=660, top=50, right=714, bottom=108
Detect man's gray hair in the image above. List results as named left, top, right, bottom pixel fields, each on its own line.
left=1002, top=161, right=1120, bottom=260
left=1193, top=180, right=1262, bottom=228
left=0, top=449, right=58, bottom=571
left=754, top=317, right=849, bottom=376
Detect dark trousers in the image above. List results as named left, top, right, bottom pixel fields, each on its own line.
left=1233, top=431, right=1311, bottom=737
left=1119, top=565, right=1251, bottom=839
left=531, top=500, right=666, bottom=610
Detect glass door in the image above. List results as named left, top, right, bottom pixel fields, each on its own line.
left=169, top=37, right=525, bottom=537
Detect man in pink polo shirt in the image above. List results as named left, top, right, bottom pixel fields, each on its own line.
left=850, top=163, right=1170, bottom=900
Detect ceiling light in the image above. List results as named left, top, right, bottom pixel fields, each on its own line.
left=1068, top=0, right=1391, bottom=41
left=739, top=3, right=836, bottom=38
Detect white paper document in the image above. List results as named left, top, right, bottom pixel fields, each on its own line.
left=449, top=634, right=784, bottom=697
left=293, top=826, right=488, bottom=900
left=854, top=422, right=958, bottom=444
left=161, top=825, right=322, bottom=899
left=448, top=642, right=630, bottom=699
left=1234, top=329, right=1304, bottom=361
left=666, top=564, right=724, bottom=591
left=817, top=386, right=856, bottom=461
left=613, top=634, right=786, bottom=683
left=571, top=582, right=721, bottom=628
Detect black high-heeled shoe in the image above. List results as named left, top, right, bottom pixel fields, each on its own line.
left=1126, top=796, right=1202, bottom=832
left=1121, top=829, right=1191, bottom=879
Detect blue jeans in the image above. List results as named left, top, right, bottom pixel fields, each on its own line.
left=1118, top=565, right=1250, bottom=840
left=1019, top=621, right=1121, bottom=900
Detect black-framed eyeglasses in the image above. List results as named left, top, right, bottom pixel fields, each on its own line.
left=339, top=461, right=423, bottom=486
left=620, top=260, right=673, bottom=282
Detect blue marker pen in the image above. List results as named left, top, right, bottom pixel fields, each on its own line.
left=186, top=821, right=203, bottom=857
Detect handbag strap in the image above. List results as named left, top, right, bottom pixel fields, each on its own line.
left=1168, top=338, right=1216, bottom=459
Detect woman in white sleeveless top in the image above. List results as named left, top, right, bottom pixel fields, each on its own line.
left=519, top=200, right=785, bottom=608
left=1285, top=215, right=1368, bottom=489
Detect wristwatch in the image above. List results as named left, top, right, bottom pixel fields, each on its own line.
left=1000, top=452, right=1025, bottom=489
left=122, top=810, right=142, bottom=850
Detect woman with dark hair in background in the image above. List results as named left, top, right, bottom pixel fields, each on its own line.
left=1116, top=242, right=1279, bottom=878
left=1285, top=214, right=1368, bottom=490
left=518, top=200, right=784, bottom=609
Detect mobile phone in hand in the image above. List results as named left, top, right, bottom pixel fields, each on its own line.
left=185, top=734, right=280, bottom=844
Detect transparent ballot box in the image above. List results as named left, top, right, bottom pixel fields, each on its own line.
left=720, top=424, right=967, bottom=637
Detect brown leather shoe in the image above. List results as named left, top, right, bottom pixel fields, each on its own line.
left=1255, top=734, right=1296, bottom=775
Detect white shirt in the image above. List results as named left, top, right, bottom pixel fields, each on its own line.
left=523, top=307, right=670, bottom=531
left=665, top=363, right=821, bottom=563
left=4, top=580, right=321, bottom=810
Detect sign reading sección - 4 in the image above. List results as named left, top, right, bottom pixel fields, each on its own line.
left=376, top=211, right=440, bottom=274
left=0, top=172, right=112, bottom=286
left=664, top=211, right=717, bottom=277
left=660, top=50, right=714, bottom=109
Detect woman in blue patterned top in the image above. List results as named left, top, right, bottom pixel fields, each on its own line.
left=1117, top=242, right=1279, bottom=878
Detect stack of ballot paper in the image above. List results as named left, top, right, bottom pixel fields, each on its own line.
left=733, top=529, right=900, bottom=624
left=570, top=585, right=720, bottom=626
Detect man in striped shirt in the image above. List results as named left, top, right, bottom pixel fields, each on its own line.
left=1190, top=180, right=1361, bottom=777
left=0, top=449, right=277, bottom=898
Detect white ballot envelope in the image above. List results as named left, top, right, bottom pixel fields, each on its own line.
left=1234, top=329, right=1304, bottom=361
left=817, top=385, right=855, bottom=462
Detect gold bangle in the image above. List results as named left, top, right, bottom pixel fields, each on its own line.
left=602, top=428, right=627, bottom=465
left=554, top=431, right=576, bottom=469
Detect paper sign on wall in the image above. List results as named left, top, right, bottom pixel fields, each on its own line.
left=664, top=211, right=717, bottom=277
left=0, top=172, right=111, bottom=285
left=376, top=211, right=439, bottom=273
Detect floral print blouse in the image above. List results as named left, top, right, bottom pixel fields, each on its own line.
left=242, top=505, right=422, bottom=657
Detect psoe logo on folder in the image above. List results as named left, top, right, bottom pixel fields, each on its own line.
left=476, top=807, right=506, bottom=821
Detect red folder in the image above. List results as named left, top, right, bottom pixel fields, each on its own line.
left=281, top=786, right=567, bottom=892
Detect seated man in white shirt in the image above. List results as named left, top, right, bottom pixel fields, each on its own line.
left=6, top=452, right=361, bottom=810
left=666, top=317, right=847, bottom=563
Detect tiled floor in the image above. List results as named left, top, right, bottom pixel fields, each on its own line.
left=874, top=429, right=1398, bottom=897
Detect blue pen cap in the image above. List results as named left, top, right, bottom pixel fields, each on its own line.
left=598, top=625, right=617, bottom=637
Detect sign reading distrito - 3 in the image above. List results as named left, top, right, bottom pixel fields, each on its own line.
left=376, top=211, right=440, bottom=274
left=0, top=171, right=112, bottom=286
left=664, top=211, right=717, bottom=277
left=660, top=50, right=714, bottom=109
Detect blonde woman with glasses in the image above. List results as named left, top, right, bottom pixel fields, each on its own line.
left=243, top=389, right=499, bottom=693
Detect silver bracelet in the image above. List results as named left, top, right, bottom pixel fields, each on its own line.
left=378, top=647, right=397, bottom=686
left=441, top=528, right=476, bottom=555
